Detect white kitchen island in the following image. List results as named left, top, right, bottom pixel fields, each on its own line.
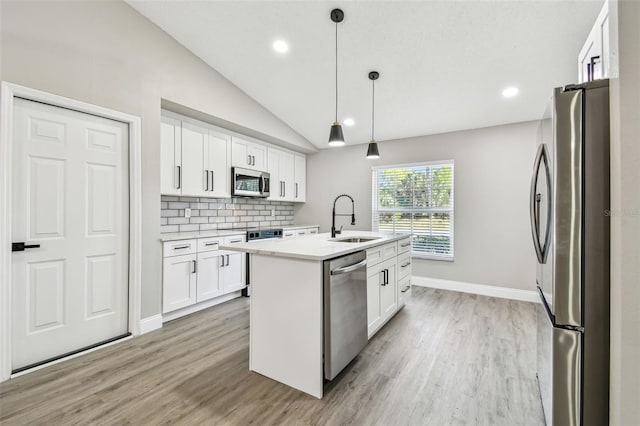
left=220, top=231, right=412, bottom=398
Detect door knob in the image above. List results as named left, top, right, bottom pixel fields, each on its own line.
left=12, top=242, right=41, bottom=252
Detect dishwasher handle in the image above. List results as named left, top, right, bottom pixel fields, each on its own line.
left=331, top=259, right=367, bottom=275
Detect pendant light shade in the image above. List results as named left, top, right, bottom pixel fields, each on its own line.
left=366, top=140, right=380, bottom=159
left=366, top=71, right=381, bottom=159
left=328, top=9, right=345, bottom=147
left=329, top=122, right=345, bottom=146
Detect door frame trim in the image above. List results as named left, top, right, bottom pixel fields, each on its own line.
left=0, top=82, right=143, bottom=381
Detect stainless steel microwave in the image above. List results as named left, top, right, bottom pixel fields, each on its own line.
left=231, top=167, right=270, bottom=198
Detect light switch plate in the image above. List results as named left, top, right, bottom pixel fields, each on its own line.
left=185, top=208, right=192, bottom=218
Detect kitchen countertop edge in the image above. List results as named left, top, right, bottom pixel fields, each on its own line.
left=219, top=231, right=411, bottom=261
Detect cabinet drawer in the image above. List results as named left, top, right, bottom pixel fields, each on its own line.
left=398, top=252, right=412, bottom=280
left=307, top=227, right=319, bottom=235
left=398, top=237, right=412, bottom=254
left=366, top=242, right=397, bottom=266
left=398, top=275, right=412, bottom=307
left=283, top=230, right=295, bottom=239
left=223, top=234, right=246, bottom=245
left=198, top=237, right=222, bottom=253
left=295, top=229, right=309, bottom=237
left=163, top=239, right=197, bottom=257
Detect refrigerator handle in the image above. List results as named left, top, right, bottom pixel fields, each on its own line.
left=530, top=145, right=545, bottom=263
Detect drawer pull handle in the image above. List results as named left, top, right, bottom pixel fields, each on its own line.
left=400, top=243, right=411, bottom=248
left=204, top=242, right=218, bottom=246
left=173, top=245, right=190, bottom=250
left=401, top=286, right=411, bottom=293
left=401, top=262, right=411, bottom=268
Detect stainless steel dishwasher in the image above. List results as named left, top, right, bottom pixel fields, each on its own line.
left=323, top=251, right=368, bottom=381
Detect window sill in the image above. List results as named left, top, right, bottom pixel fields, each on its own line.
left=411, top=253, right=455, bottom=262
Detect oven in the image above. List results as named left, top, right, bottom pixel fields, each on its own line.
left=242, top=228, right=283, bottom=296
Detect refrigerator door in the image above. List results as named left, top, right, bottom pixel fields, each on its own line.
left=532, top=101, right=554, bottom=308
left=552, top=88, right=583, bottom=327
left=536, top=291, right=582, bottom=426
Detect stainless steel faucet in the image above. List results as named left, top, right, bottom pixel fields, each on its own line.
left=331, top=194, right=355, bottom=238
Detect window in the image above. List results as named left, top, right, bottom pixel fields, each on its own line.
left=372, top=161, right=454, bottom=260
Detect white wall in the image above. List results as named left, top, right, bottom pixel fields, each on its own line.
left=608, top=0, right=640, bottom=424
left=0, top=0, right=315, bottom=318
left=296, top=121, right=539, bottom=291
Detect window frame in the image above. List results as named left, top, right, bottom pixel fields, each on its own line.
left=371, top=160, right=455, bottom=261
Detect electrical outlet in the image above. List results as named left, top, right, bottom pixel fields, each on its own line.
left=185, top=208, right=192, bottom=218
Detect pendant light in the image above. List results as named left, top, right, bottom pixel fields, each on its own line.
left=366, top=71, right=380, bottom=159
left=328, top=8, right=345, bottom=147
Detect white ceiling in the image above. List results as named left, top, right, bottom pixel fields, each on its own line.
left=128, top=0, right=603, bottom=150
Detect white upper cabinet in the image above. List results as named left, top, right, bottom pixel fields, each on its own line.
left=268, top=147, right=294, bottom=202
left=294, top=154, right=306, bottom=202
left=160, top=116, right=182, bottom=196
left=232, top=137, right=267, bottom=171
left=578, top=2, right=610, bottom=83
left=206, top=130, right=231, bottom=198
left=181, top=121, right=208, bottom=197
left=160, top=112, right=231, bottom=198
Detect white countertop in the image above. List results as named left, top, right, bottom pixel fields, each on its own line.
left=159, top=224, right=320, bottom=242
left=219, top=230, right=411, bottom=261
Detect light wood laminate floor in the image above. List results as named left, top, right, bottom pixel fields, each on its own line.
left=0, top=287, right=545, bottom=425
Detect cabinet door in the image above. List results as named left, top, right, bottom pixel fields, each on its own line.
left=279, top=151, right=295, bottom=201
left=232, top=138, right=250, bottom=168
left=248, top=144, right=267, bottom=171
left=232, top=137, right=266, bottom=171
left=367, top=265, right=383, bottom=337
left=163, top=253, right=197, bottom=313
left=221, top=252, right=245, bottom=293
left=207, top=130, right=230, bottom=198
left=380, top=262, right=397, bottom=321
left=294, top=154, right=306, bottom=202
left=161, top=116, right=182, bottom=196
left=267, top=148, right=280, bottom=200
left=181, top=121, right=207, bottom=197
left=196, top=251, right=223, bottom=302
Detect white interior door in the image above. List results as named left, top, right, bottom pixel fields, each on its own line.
left=11, top=98, right=129, bottom=371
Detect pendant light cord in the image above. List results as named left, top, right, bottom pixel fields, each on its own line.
left=335, top=21, right=338, bottom=122
left=371, top=78, right=375, bottom=141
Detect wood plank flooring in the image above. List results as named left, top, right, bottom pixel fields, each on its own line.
left=0, top=287, right=544, bottom=425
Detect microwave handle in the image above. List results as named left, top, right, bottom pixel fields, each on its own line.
left=259, top=175, right=264, bottom=193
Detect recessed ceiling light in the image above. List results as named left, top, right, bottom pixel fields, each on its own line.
left=502, top=87, right=519, bottom=98
left=344, top=118, right=355, bottom=126
left=272, top=40, right=289, bottom=53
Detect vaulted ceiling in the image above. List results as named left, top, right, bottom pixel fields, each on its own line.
left=128, top=1, right=602, bottom=149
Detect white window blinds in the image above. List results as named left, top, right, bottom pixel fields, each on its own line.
left=372, top=161, right=454, bottom=260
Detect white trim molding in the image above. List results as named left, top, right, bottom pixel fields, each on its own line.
left=411, top=276, right=539, bottom=303
left=0, top=82, right=143, bottom=382
left=139, top=315, right=163, bottom=335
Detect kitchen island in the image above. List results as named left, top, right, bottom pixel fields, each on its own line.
left=220, top=231, right=412, bottom=398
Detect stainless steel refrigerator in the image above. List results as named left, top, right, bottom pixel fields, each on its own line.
left=530, top=79, right=610, bottom=426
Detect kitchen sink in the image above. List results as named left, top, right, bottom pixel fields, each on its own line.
left=331, top=237, right=382, bottom=243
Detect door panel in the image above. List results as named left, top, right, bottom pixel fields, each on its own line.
left=12, top=98, right=129, bottom=371
left=207, top=131, right=230, bottom=198
left=160, top=116, right=181, bottom=195
left=196, top=251, right=223, bottom=302
left=553, top=88, right=583, bottom=327
left=222, top=252, right=245, bottom=293
left=537, top=293, right=582, bottom=426
left=180, top=122, right=206, bottom=197
left=380, top=262, right=397, bottom=320
left=163, top=254, right=197, bottom=313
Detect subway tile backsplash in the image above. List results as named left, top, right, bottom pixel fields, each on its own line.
left=160, top=195, right=294, bottom=233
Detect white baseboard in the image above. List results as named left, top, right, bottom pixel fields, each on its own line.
left=162, top=291, right=242, bottom=323
left=411, top=276, right=539, bottom=303
left=139, top=314, right=163, bottom=334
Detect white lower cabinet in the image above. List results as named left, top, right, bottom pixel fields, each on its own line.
left=163, top=253, right=197, bottom=313
left=366, top=238, right=411, bottom=338
left=163, top=234, right=246, bottom=317
left=196, top=250, right=223, bottom=302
